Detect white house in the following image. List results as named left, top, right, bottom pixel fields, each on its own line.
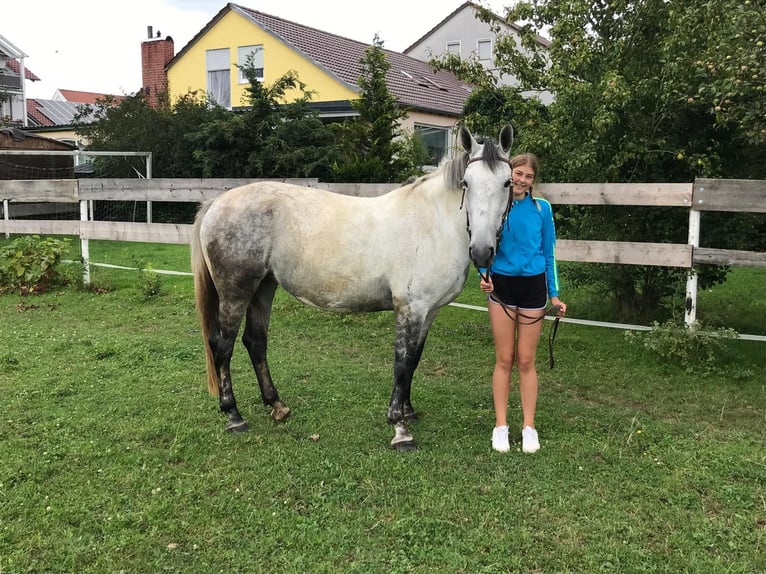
left=404, top=1, right=552, bottom=105
left=0, top=33, right=38, bottom=127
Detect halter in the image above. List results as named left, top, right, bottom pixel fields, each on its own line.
left=459, top=156, right=514, bottom=279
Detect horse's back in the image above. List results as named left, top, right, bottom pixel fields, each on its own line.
left=198, top=182, right=397, bottom=311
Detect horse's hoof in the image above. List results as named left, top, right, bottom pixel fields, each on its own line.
left=226, top=420, right=250, bottom=433
left=393, top=440, right=418, bottom=453
left=270, top=403, right=291, bottom=421
left=390, top=422, right=416, bottom=452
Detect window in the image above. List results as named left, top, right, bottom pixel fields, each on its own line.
left=238, top=45, right=264, bottom=83
left=477, top=39, right=492, bottom=61
left=414, top=124, right=449, bottom=166
left=206, top=48, right=231, bottom=108
left=446, top=41, right=460, bottom=56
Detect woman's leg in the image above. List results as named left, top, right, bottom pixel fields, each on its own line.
left=488, top=302, right=518, bottom=428
left=515, top=310, right=546, bottom=429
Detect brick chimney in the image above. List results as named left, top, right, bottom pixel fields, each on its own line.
left=141, top=26, right=174, bottom=108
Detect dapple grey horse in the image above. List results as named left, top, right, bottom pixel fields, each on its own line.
left=191, top=124, right=515, bottom=451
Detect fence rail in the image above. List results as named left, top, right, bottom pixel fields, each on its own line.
left=1, top=177, right=764, bottom=328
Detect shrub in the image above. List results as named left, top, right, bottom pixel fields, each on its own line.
left=132, top=257, right=163, bottom=298
left=0, top=235, right=73, bottom=294
left=624, top=320, right=751, bottom=379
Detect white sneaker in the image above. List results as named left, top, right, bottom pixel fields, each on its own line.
left=522, top=426, right=540, bottom=453
left=492, top=425, right=510, bottom=452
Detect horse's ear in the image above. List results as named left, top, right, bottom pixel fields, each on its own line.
left=499, top=124, right=514, bottom=155
left=458, top=124, right=477, bottom=154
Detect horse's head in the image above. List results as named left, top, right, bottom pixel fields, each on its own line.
left=459, top=124, right=514, bottom=270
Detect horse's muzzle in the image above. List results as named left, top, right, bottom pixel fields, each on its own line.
left=469, top=245, right=495, bottom=270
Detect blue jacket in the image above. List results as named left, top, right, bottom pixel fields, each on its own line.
left=480, top=193, right=560, bottom=298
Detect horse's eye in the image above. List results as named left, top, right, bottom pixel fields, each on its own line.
left=504, top=179, right=512, bottom=188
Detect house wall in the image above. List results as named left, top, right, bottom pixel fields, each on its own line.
left=407, top=6, right=494, bottom=66
left=405, top=4, right=553, bottom=105
left=400, top=110, right=458, bottom=150
left=167, top=11, right=358, bottom=107
left=29, top=127, right=80, bottom=144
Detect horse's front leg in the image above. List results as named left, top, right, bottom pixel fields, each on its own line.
left=388, top=309, right=436, bottom=452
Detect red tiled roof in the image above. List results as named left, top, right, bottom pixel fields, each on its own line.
left=56, top=89, right=127, bottom=104
left=169, top=3, right=474, bottom=118
left=5, top=59, right=40, bottom=81
left=26, top=99, right=52, bottom=127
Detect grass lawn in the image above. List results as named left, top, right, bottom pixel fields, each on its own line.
left=0, top=240, right=764, bottom=573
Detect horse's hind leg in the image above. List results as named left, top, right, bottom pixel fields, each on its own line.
left=210, top=307, right=250, bottom=433
left=242, top=277, right=290, bottom=421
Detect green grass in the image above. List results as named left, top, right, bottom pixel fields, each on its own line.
left=1, top=241, right=765, bottom=573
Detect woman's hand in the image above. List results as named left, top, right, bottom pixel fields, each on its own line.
left=550, top=296, right=567, bottom=317
left=480, top=275, right=494, bottom=294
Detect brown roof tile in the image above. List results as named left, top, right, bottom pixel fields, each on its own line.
left=234, top=4, right=473, bottom=116
left=26, top=99, right=52, bottom=126
left=170, top=3, right=474, bottom=117
left=5, top=59, right=40, bottom=81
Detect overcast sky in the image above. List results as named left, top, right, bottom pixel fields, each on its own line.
left=5, top=0, right=513, bottom=100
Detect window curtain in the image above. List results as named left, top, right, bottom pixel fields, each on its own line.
left=207, top=70, right=230, bottom=108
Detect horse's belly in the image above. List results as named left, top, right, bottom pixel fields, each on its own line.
left=281, top=278, right=393, bottom=313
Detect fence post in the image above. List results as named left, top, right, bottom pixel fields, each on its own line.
left=80, top=198, right=90, bottom=286
left=146, top=153, right=153, bottom=224
left=2, top=199, right=8, bottom=239
left=685, top=207, right=701, bottom=327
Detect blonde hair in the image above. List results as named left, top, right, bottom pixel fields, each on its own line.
left=510, top=153, right=539, bottom=180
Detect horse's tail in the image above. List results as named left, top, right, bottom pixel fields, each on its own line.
left=191, top=201, right=220, bottom=396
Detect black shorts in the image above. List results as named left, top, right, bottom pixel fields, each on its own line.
left=490, top=273, right=548, bottom=310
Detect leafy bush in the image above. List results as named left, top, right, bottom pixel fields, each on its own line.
left=132, top=257, right=163, bottom=298
left=624, top=320, right=751, bottom=379
left=0, top=235, right=73, bottom=294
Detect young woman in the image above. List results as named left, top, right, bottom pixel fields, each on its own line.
left=478, top=153, right=566, bottom=453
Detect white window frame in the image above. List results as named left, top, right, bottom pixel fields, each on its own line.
left=414, top=124, right=449, bottom=167
left=206, top=48, right=231, bottom=108
left=446, top=41, right=461, bottom=56
left=477, top=38, right=492, bottom=61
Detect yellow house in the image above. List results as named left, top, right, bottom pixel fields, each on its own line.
left=149, top=3, right=476, bottom=165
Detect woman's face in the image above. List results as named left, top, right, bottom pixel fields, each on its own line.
left=511, top=163, right=535, bottom=195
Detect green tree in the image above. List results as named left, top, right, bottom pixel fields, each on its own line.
left=75, top=92, right=223, bottom=179
left=188, top=63, right=338, bottom=179
left=461, top=86, right=548, bottom=151
left=467, top=0, right=766, bottom=319
left=331, top=36, right=427, bottom=183
left=76, top=65, right=339, bottom=182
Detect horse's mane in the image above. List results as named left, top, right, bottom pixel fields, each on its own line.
left=442, top=135, right=506, bottom=188
left=399, top=135, right=507, bottom=194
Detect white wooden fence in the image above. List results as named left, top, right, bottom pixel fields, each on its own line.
left=1, top=177, right=764, bottom=332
